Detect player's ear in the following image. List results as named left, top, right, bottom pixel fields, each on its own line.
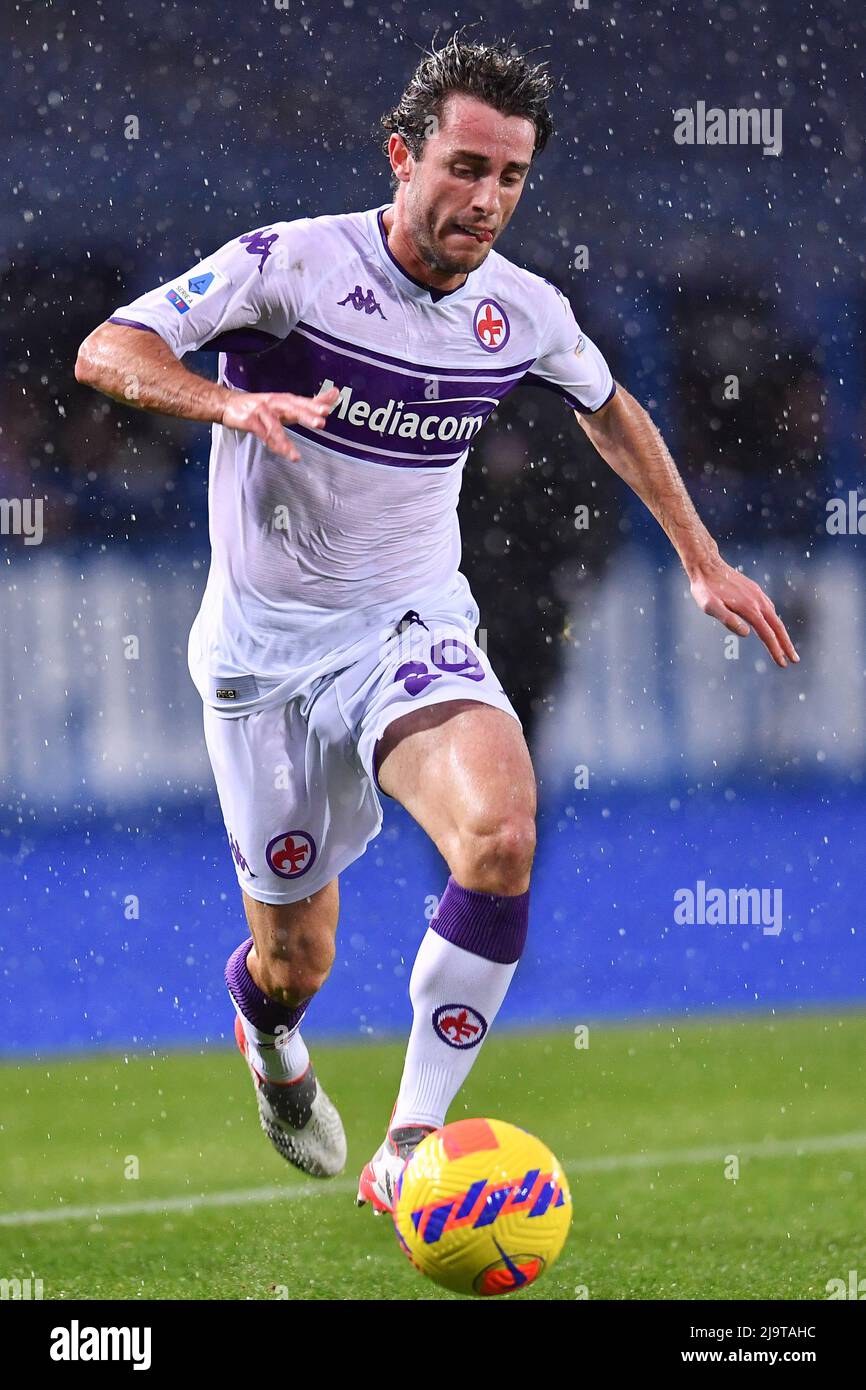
left=388, top=131, right=412, bottom=184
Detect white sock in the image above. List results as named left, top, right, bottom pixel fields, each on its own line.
left=391, top=927, right=519, bottom=1130
left=232, top=1000, right=310, bottom=1084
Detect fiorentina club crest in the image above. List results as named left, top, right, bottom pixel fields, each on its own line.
left=472, top=298, right=510, bottom=353
left=266, top=830, right=317, bottom=879
left=432, top=1003, right=489, bottom=1049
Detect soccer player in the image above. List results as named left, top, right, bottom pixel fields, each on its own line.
left=75, top=35, right=798, bottom=1211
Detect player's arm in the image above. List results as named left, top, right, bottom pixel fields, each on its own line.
left=75, top=224, right=339, bottom=461
left=75, top=321, right=336, bottom=463
left=574, top=384, right=799, bottom=668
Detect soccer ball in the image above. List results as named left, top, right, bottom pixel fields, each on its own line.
left=392, top=1117, right=572, bottom=1297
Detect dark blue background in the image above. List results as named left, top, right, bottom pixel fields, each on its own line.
left=3, top=781, right=863, bottom=1053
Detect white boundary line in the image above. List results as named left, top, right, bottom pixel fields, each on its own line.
left=2, top=1130, right=865, bottom=1229
left=564, top=1130, right=866, bottom=1174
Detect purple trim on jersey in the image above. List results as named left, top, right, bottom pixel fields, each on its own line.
left=430, top=875, right=529, bottom=965
left=199, top=327, right=282, bottom=354
left=376, top=208, right=470, bottom=303
left=225, top=937, right=310, bottom=1034
left=223, top=327, right=524, bottom=465
left=108, top=316, right=160, bottom=334
left=286, top=419, right=465, bottom=469
left=296, top=319, right=535, bottom=380
left=525, top=373, right=617, bottom=415
left=590, top=380, right=617, bottom=413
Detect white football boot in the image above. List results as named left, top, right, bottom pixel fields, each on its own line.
left=234, top=1014, right=347, bottom=1178
left=356, top=1119, right=436, bottom=1214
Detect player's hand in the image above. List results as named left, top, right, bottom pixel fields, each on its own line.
left=689, top=556, right=799, bottom=668
left=220, top=386, right=340, bottom=460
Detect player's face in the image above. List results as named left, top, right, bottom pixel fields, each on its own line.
left=403, top=94, right=536, bottom=277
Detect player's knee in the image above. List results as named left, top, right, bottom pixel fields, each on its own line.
left=451, top=814, right=536, bottom=896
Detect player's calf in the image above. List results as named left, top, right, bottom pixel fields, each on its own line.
left=242, top=883, right=338, bottom=1008
left=226, top=883, right=346, bottom=1178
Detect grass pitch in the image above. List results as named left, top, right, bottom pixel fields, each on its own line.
left=1, top=1011, right=864, bottom=1300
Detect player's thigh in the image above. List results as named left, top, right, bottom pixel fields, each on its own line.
left=202, top=693, right=381, bottom=906
left=374, top=697, right=537, bottom=868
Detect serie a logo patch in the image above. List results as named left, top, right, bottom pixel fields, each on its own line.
left=164, top=263, right=227, bottom=314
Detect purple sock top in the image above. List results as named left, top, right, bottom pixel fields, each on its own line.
left=430, top=876, right=529, bottom=965
left=225, top=938, right=309, bottom=1034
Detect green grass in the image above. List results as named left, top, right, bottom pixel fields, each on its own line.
left=1, top=1011, right=865, bottom=1300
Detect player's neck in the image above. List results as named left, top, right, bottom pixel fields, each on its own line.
left=381, top=206, right=468, bottom=294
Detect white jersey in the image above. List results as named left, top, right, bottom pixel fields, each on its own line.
left=111, top=203, right=615, bottom=709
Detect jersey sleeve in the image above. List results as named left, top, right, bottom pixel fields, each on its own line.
left=109, top=222, right=309, bottom=357
left=529, top=282, right=616, bottom=414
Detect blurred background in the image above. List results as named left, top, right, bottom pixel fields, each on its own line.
left=1, top=0, right=864, bottom=1054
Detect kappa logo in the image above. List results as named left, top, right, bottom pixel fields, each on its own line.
left=239, top=228, right=280, bottom=273
left=432, top=1003, right=488, bottom=1049
left=473, top=298, right=510, bottom=353
left=228, top=832, right=256, bottom=878
left=338, top=285, right=387, bottom=319
left=266, top=830, right=317, bottom=879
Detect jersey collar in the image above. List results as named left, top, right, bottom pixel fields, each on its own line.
left=368, top=204, right=478, bottom=306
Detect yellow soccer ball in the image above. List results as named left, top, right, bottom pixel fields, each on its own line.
left=392, top=1117, right=572, bottom=1296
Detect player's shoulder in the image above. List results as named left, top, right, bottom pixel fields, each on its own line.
left=263, top=206, right=371, bottom=253
left=223, top=208, right=369, bottom=287
left=476, top=251, right=575, bottom=358
left=483, top=247, right=571, bottom=310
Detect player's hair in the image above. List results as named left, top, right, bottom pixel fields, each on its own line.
left=380, top=31, right=555, bottom=181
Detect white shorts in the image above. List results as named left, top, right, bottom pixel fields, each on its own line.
left=202, top=609, right=522, bottom=905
